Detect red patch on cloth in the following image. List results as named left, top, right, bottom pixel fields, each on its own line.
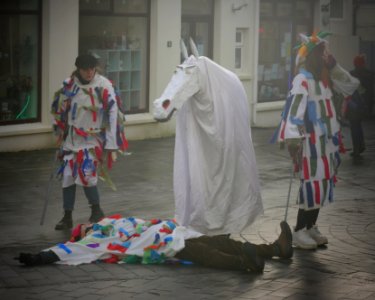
left=103, top=254, right=120, bottom=264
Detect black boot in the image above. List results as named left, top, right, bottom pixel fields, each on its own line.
left=242, top=242, right=265, bottom=273
left=273, top=221, right=293, bottom=259
left=89, top=204, right=104, bottom=223
left=16, top=253, right=42, bottom=266
left=15, top=251, right=59, bottom=266
left=55, top=210, right=73, bottom=230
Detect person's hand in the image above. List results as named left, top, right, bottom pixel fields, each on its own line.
left=110, top=151, right=117, bottom=162
left=287, top=139, right=302, bottom=171
left=287, top=143, right=300, bottom=160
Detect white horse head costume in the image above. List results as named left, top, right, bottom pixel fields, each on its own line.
left=153, top=39, right=263, bottom=235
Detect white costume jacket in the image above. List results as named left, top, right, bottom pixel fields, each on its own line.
left=51, top=74, right=127, bottom=188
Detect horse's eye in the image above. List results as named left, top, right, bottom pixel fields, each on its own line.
left=162, top=100, right=171, bottom=109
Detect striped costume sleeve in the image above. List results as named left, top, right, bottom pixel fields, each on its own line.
left=278, top=74, right=309, bottom=141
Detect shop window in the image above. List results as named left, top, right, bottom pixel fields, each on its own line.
left=79, top=0, right=150, bottom=114
left=181, top=0, right=214, bottom=59
left=0, top=0, right=41, bottom=125
left=258, top=0, right=313, bottom=103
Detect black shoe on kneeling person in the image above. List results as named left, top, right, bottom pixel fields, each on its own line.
left=243, top=242, right=265, bottom=273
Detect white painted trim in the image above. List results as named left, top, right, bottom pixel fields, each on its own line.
left=256, top=100, right=285, bottom=112
left=0, top=123, right=52, bottom=137
left=237, top=74, right=252, bottom=81
left=124, top=113, right=157, bottom=126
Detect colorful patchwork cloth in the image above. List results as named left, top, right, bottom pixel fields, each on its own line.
left=273, top=64, right=359, bottom=210
left=47, top=215, right=203, bottom=266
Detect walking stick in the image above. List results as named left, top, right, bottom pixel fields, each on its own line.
left=284, top=162, right=295, bottom=222
left=40, top=150, right=59, bottom=226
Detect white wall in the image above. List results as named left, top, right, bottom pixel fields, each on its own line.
left=213, top=0, right=258, bottom=125
left=320, top=0, right=359, bottom=71
left=123, top=0, right=180, bottom=141
left=357, top=4, right=375, bottom=41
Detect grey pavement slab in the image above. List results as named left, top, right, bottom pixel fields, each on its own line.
left=0, top=119, right=374, bottom=299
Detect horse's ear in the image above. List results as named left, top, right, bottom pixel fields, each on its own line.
left=180, top=38, right=188, bottom=60
left=189, top=37, right=199, bottom=58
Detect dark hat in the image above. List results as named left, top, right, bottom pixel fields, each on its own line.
left=75, top=54, right=98, bottom=69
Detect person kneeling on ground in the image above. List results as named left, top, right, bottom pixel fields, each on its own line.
left=15, top=215, right=293, bottom=273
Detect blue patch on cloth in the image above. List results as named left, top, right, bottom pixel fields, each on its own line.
left=58, top=243, right=72, bottom=254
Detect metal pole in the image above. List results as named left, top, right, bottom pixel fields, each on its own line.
left=284, top=162, right=295, bottom=222
left=40, top=150, right=58, bottom=225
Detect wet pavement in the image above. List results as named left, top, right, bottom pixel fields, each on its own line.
left=0, top=119, right=374, bottom=300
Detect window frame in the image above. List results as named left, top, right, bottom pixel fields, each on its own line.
left=235, top=29, right=245, bottom=72
left=0, top=0, right=42, bottom=126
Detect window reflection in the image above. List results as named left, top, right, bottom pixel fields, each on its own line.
left=258, top=0, right=312, bottom=103
left=79, top=0, right=149, bottom=114
left=0, top=1, right=41, bottom=124
left=181, top=0, right=214, bottom=60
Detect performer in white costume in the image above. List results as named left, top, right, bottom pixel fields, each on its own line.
left=153, top=41, right=263, bottom=235
left=272, top=31, right=359, bottom=249
left=51, top=54, right=128, bottom=230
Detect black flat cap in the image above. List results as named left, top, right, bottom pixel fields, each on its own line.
left=75, top=54, right=98, bottom=69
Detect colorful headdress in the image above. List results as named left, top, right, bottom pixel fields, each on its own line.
left=294, top=30, right=331, bottom=66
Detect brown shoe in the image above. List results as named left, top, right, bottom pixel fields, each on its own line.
left=273, top=221, right=293, bottom=259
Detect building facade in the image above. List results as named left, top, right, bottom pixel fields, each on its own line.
left=0, top=0, right=367, bottom=151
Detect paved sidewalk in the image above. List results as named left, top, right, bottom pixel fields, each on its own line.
left=0, top=119, right=374, bottom=300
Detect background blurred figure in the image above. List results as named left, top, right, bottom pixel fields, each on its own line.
left=346, top=89, right=366, bottom=161
left=350, top=54, right=375, bottom=118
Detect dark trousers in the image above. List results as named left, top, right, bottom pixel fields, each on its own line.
left=175, top=235, right=275, bottom=271
left=63, top=185, right=100, bottom=211
left=349, top=119, right=365, bottom=156
left=295, top=208, right=320, bottom=231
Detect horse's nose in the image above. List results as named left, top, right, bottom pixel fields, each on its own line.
left=162, top=99, right=171, bottom=110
